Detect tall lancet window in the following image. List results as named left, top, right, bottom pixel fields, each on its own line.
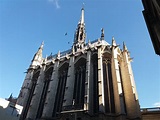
left=36, top=66, right=53, bottom=118
left=103, top=58, right=115, bottom=113
left=52, top=62, right=69, bottom=117
left=73, top=58, right=86, bottom=109
left=22, top=70, right=40, bottom=120
left=91, top=54, right=99, bottom=113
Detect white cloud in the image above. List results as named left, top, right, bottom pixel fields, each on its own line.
left=153, top=102, right=160, bottom=107
left=48, top=0, right=60, bottom=9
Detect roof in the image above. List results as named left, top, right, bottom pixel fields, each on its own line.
left=46, top=39, right=110, bottom=61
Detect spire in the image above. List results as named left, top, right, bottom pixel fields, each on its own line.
left=29, top=42, right=44, bottom=68
left=36, top=41, right=44, bottom=58
left=79, top=5, right=84, bottom=24
left=123, top=42, right=128, bottom=51
left=73, top=6, right=86, bottom=52
left=8, top=93, right=13, bottom=101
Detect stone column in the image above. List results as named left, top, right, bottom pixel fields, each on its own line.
left=42, top=61, right=59, bottom=118
left=63, top=56, right=75, bottom=107
left=126, top=54, right=141, bottom=117
left=128, top=61, right=139, bottom=101
left=17, top=69, right=34, bottom=106
left=97, top=47, right=105, bottom=112
left=26, top=65, right=46, bottom=119
left=111, top=47, right=124, bottom=114
left=120, top=51, right=140, bottom=119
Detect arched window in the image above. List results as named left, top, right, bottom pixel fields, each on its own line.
left=36, top=66, right=53, bottom=118
left=103, top=59, right=115, bottom=113
left=73, top=58, right=86, bottom=109
left=52, top=62, right=69, bottom=117
left=91, top=54, right=99, bottom=113
left=21, top=70, right=40, bottom=120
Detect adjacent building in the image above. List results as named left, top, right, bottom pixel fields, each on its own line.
left=0, top=97, right=23, bottom=120
left=142, top=0, right=160, bottom=55
left=16, top=8, right=141, bottom=120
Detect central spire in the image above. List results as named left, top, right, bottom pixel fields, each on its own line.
left=73, top=6, right=86, bottom=52
left=79, top=7, right=84, bottom=24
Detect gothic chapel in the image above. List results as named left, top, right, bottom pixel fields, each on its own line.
left=17, top=7, right=141, bottom=120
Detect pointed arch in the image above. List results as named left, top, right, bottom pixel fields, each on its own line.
left=103, top=56, right=115, bottom=113
left=73, top=57, right=86, bottom=109
left=36, top=66, right=54, bottom=118
left=91, top=53, right=99, bottom=113
left=52, top=62, right=69, bottom=117
left=74, top=55, right=86, bottom=64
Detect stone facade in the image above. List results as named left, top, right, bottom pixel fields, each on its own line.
left=17, top=8, right=141, bottom=120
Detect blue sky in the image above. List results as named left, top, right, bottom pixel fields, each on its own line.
left=0, top=0, right=160, bottom=108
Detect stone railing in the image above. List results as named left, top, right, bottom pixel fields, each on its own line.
left=141, top=107, right=160, bottom=113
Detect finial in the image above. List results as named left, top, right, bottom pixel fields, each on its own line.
left=123, top=42, right=128, bottom=51
left=101, top=28, right=104, bottom=34
left=112, top=36, right=116, bottom=46
left=40, top=41, right=44, bottom=49
left=72, top=46, right=75, bottom=54
left=101, top=28, right=104, bottom=39
left=41, top=41, right=44, bottom=45
left=88, top=39, right=91, bottom=47
left=57, top=51, right=60, bottom=59
left=112, top=36, right=115, bottom=40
